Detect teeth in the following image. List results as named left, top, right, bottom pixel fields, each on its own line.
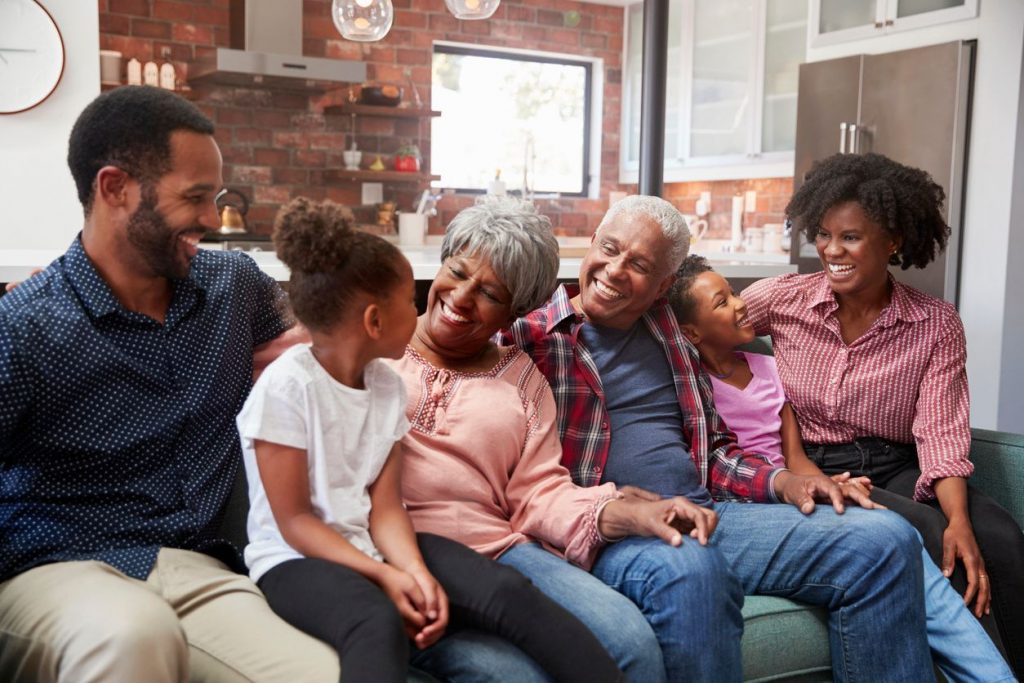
left=594, top=280, right=623, bottom=299
left=829, top=263, right=855, bottom=275
left=179, top=233, right=201, bottom=247
left=440, top=300, right=470, bottom=323
left=736, top=315, right=748, bottom=326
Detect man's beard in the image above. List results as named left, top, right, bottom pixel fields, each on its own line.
left=126, top=186, right=198, bottom=281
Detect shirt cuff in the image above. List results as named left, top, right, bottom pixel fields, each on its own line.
left=766, top=468, right=786, bottom=504
left=595, top=492, right=626, bottom=544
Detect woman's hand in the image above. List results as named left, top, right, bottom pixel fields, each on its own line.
left=943, top=517, right=991, bottom=618
left=599, top=495, right=718, bottom=546
left=405, top=564, right=449, bottom=649
left=829, top=472, right=882, bottom=509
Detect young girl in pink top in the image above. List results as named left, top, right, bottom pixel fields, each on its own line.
left=668, top=255, right=1014, bottom=683
left=237, top=197, right=622, bottom=683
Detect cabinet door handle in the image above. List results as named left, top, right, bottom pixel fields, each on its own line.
left=840, top=122, right=848, bottom=153
left=874, top=20, right=884, bottom=28
left=884, top=19, right=894, bottom=26
left=849, top=124, right=859, bottom=154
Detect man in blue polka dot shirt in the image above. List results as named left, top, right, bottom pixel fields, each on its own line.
left=0, top=87, right=337, bottom=682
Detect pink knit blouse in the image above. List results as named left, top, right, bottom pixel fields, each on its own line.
left=388, top=346, right=618, bottom=570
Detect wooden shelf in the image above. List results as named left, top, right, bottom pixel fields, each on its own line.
left=100, top=83, right=198, bottom=100
left=323, top=103, right=441, bottom=118
left=325, top=169, right=440, bottom=183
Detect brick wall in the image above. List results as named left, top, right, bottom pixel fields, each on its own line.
left=663, top=177, right=793, bottom=239
left=98, top=0, right=630, bottom=236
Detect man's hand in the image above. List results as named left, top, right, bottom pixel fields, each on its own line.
left=943, top=517, right=991, bottom=618
left=599, top=495, right=718, bottom=547
left=774, top=470, right=847, bottom=514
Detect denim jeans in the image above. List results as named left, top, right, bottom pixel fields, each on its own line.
left=807, top=438, right=1023, bottom=676
left=592, top=504, right=933, bottom=683
left=498, top=543, right=666, bottom=683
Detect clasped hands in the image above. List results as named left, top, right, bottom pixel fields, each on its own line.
left=599, top=472, right=883, bottom=547
left=376, top=563, right=449, bottom=649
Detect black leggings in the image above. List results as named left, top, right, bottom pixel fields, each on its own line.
left=807, top=439, right=1024, bottom=677
left=259, top=533, right=624, bottom=683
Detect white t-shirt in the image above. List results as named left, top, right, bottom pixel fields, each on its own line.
left=237, top=344, right=410, bottom=583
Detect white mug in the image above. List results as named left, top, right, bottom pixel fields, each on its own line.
left=398, top=213, right=428, bottom=246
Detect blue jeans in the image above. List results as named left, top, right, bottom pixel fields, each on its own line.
left=498, top=543, right=666, bottom=683
left=409, top=543, right=663, bottom=683
left=592, top=504, right=933, bottom=683
left=916, top=534, right=1015, bottom=682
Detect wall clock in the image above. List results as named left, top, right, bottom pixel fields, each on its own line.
left=0, top=0, right=65, bottom=115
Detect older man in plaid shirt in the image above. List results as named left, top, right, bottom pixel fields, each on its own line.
left=502, top=195, right=933, bottom=682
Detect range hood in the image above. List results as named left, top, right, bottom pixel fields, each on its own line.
left=189, top=0, right=366, bottom=91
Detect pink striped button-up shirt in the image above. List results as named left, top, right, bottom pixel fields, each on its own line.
left=742, top=272, right=972, bottom=501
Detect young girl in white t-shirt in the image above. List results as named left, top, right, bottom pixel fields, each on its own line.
left=667, top=254, right=1014, bottom=683
left=237, top=197, right=623, bottom=683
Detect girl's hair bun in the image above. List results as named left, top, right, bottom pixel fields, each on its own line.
left=273, top=197, right=356, bottom=274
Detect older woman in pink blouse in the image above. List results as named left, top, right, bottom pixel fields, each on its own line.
left=387, top=198, right=713, bottom=683
left=742, top=152, right=1022, bottom=675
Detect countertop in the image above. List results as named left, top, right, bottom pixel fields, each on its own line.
left=0, top=245, right=797, bottom=284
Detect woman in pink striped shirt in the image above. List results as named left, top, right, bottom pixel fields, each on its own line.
left=741, top=152, right=1022, bottom=676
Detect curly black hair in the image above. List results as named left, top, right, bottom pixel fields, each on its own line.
left=668, top=254, right=713, bottom=325
left=67, top=86, right=214, bottom=215
left=274, top=197, right=406, bottom=332
left=786, top=153, right=950, bottom=270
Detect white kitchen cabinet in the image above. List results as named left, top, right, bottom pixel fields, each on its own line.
left=810, top=0, right=978, bottom=48
left=620, top=0, right=806, bottom=183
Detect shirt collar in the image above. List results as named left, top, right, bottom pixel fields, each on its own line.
left=807, top=271, right=928, bottom=325
left=62, top=234, right=204, bottom=323
left=544, top=283, right=583, bottom=333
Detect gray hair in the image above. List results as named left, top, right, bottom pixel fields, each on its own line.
left=440, top=196, right=560, bottom=317
left=598, top=195, right=690, bottom=273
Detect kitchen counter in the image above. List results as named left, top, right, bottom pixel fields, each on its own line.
left=0, top=246, right=797, bottom=285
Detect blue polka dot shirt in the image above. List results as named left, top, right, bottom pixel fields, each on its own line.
left=0, top=236, right=293, bottom=582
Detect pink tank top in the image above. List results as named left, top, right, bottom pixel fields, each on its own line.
left=709, top=352, right=786, bottom=467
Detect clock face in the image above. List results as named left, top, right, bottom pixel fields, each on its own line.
left=0, top=0, right=65, bottom=114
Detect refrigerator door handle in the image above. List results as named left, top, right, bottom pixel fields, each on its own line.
left=849, top=124, right=859, bottom=154
left=840, top=122, right=848, bottom=153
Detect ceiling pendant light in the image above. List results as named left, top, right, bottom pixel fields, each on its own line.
left=444, top=0, right=500, bottom=20
left=332, top=0, right=394, bottom=42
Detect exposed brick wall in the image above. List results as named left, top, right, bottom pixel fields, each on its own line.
left=663, top=177, right=793, bottom=239
left=98, top=0, right=630, bottom=236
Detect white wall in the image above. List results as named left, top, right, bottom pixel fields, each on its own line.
left=806, top=2, right=1024, bottom=431
left=0, top=0, right=99, bottom=250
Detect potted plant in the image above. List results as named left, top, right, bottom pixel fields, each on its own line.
left=394, top=142, right=421, bottom=172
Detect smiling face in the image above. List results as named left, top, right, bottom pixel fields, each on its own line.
left=815, top=200, right=897, bottom=301
left=377, top=258, right=419, bottom=360
left=576, top=212, right=676, bottom=329
left=680, top=271, right=755, bottom=351
left=126, top=130, right=222, bottom=280
left=419, top=250, right=514, bottom=360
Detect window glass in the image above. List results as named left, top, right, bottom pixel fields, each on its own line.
left=431, top=46, right=591, bottom=195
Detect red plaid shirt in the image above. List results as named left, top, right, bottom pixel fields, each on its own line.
left=502, top=284, right=781, bottom=502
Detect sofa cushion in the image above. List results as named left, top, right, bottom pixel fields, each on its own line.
left=741, top=596, right=830, bottom=683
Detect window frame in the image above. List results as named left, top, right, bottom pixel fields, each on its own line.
left=431, top=42, right=597, bottom=198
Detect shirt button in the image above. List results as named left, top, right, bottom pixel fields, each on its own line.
left=601, top=422, right=608, bottom=430
left=593, top=466, right=602, bottom=474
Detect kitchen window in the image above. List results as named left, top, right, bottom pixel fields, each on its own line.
left=431, top=44, right=595, bottom=197
left=621, top=0, right=807, bottom=182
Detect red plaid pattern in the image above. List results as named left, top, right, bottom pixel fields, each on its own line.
left=502, top=285, right=780, bottom=502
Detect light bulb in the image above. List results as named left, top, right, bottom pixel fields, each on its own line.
left=333, top=0, right=393, bottom=41
left=444, top=0, right=499, bottom=20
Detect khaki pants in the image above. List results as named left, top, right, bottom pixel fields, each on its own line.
left=0, top=548, right=339, bottom=683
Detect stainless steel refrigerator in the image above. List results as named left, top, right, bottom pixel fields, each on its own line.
left=790, top=40, right=974, bottom=304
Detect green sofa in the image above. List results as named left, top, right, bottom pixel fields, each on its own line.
left=219, top=423, right=1023, bottom=682
left=739, top=428, right=1024, bottom=682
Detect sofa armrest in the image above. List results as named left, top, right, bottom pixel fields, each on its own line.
left=969, top=428, right=1024, bottom=529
